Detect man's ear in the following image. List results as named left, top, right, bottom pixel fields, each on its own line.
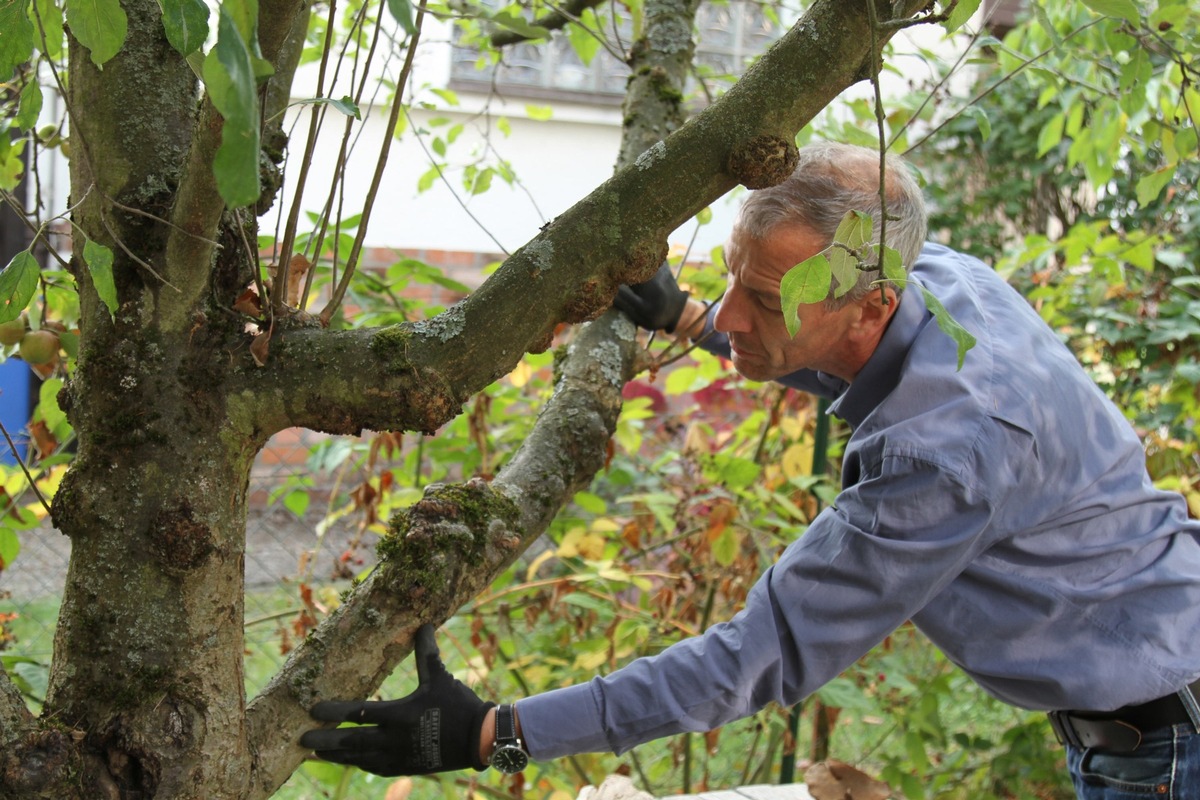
left=850, top=287, right=899, bottom=339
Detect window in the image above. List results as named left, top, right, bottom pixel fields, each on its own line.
left=449, top=1, right=783, bottom=105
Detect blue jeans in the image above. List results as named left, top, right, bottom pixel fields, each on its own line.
left=1066, top=723, right=1200, bottom=798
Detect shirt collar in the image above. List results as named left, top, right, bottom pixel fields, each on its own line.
left=826, top=286, right=931, bottom=428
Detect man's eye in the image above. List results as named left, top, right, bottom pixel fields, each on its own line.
left=756, top=294, right=781, bottom=311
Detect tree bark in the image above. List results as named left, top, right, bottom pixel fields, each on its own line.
left=0, top=0, right=932, bottom=797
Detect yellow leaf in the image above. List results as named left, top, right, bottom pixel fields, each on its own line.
left=559, top=527, right=606, bottom=560
left=574, top=649, right=608, bottom=671
left=781, top=442, right=814, bottom=478
left=526, top=548, right=555, bottom=580
left=508, top=360, right=534, bottom=388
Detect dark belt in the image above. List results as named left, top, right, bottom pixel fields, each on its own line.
left=1049, top=678, right=1200, bottom=753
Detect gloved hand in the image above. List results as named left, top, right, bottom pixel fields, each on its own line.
left=299, top=624, right=494, bottom=776
left=614, top=261, right=690, bottom=333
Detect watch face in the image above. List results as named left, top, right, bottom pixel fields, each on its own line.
left=491, top=744, right=529, bottom=774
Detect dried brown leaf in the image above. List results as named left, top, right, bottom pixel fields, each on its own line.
left=804, top=760, right=891, bottom=800
left=233, top=287, right=262, bottom=317
left=250, top=327, right=271, bottom=367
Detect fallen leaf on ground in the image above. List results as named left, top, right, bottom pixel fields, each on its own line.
left=804, top=760, right=891, bottom=800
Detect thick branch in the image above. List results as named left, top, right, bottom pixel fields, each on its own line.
left=488, top=0, right=607, bottom=47
left=0, top=663, right=34, bottom=749
left=244, top=312, right=639, bottom=798
left=164, top=0, right=311, bottom=332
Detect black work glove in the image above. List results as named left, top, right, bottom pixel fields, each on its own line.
left=299, top=624, right=494, bottom=776
left=614, top=261, right=690, bottom=333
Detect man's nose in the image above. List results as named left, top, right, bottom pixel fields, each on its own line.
left=713, top=290, right=749, bottom=334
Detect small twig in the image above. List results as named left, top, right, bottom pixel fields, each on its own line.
left=106, top=197, right=223, bottom=247
left=97, top=214, right=183, bottom=292
left=874, top=0, right=956, bottom=32
left=233, top=209, right=268, bottom=317
left=401, top=105, right=512, bottom=257
left=277, top=0, right=342, bottom=317
left=319, top=1, right=435, bottom=323
left=867, top=0, right=891, bottom=307
left=903, top=18, right=1106, bottom=157
left=0, top=420, right=52, bottom=518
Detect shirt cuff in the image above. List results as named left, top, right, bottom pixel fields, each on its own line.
left=516, top=682, right=610, bottom=760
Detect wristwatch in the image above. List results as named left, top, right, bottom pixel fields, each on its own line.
left=489, top=704, right=530, bottom=774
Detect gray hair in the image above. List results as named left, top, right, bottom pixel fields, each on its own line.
left=733, top=141, right=928, bottom=305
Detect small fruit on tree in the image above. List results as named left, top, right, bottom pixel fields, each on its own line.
left=18, top=330, right=60, bottom=365
left=0, top=317, right=27, bottom=346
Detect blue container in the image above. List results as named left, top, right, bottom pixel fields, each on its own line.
left=0, top=359, right=34, bottom=465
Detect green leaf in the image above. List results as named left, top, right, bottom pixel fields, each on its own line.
left=283, top=489, right=310, bottom=518
left=1135, top=166, right=1175, bottom=207
left=779, top=254, right=831, bottom=338
left=489, top=10, right=549, bottom=40
left=203, top=7, right=261, bottom=208
left=157, top=0, right=210, bottom=56
left=1036, top=112, right=1065, bottom=157
left=83, top=238, right=118, bottom=316
left=921, top=288, right=976, bottom=370
left=833, top=209, right=871, bottom=250
left=1080, top=0, right=1141, bottom=21
left=33, top=0, right=66, bottom=59
left=417, top=165, right=440, bottom=193
left=64, top=0, right=128, bottom=67
left=468, top=167, right=493, bottom=195
left=0, top=527, right=18, bottom=569
left=573, top=491, right=607, bottom=514
left=827, top=247, right=858, bottom=299
left=711, top=527, right=738, bottom=567
left=0, top=0, right=35, bottom=81
left=829, top=211, right=871, bottom=298
left=1175, top=127, right=1198, bottom=163
left=386, top=0, right=417, bottom=36
left=38, top=377, right=67, bottom=435
left=708, top=454, right=760, bottom=491
left=430, top=87, right=458, bottom=106
left=290, top=95, right=361, bottom=119
left=1032, top=2, right=1061, bottom=45
left=0, top=136, right=25, bottom=191
left=525, top=104, right=553, bottom=121
left=966, top=105, right=991, bottom=141
left=877, top=245, right=906, bottom=284
left=220, top=0, right=261, bottom=52
left=942, top=0, right=981, bottom=32
left=568, top=10, right=601, bottom=66
left=0, top=251, right=40, bottom=324
left=15, top=79, right=43, bottom=131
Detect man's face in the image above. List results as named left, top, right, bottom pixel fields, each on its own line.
left=714, top=224, right=866, bottom=382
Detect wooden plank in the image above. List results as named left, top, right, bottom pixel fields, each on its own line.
left=665, top=785, right=813, bottom=800
left=735, top=784, right=815, bottom=800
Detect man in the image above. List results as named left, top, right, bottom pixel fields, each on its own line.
left=301, top=143, right=1200, bottom=798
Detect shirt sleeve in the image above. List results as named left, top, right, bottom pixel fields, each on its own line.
left=517, top=451, right=998, bottom=760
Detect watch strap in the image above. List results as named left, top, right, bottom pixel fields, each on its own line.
left=495, top=703, right=519, bottom=745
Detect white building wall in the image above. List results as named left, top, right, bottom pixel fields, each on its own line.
left=273, top=14, right=974, bottom=264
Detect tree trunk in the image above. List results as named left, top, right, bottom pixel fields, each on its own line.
left=0, top=0, right=932, bottom=796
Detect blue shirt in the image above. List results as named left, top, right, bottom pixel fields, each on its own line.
left=518, top=243, right=1200, bottom=759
